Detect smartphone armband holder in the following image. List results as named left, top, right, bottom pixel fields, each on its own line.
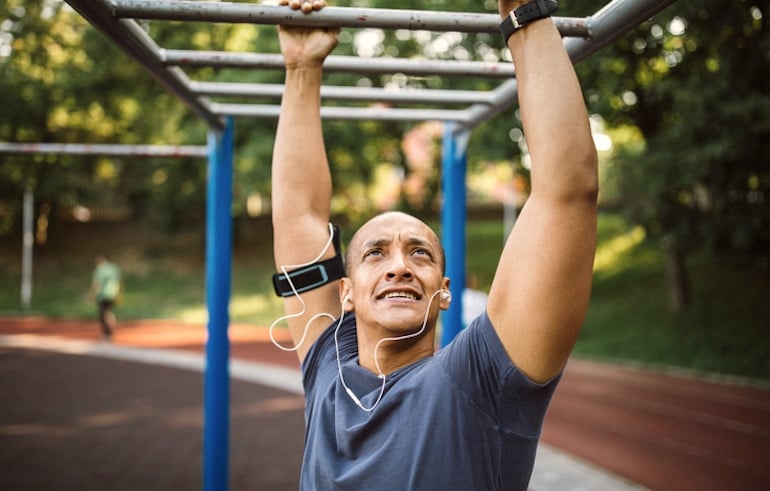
left=272, top=225, right=345, bottom=297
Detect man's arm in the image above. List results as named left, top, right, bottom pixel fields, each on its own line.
left=272, top=1, right=341, bottom=362
left=487, top=1, right=599, bottom=383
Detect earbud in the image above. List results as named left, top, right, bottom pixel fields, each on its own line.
left=342, top=293, right=351, bottom=304
left=441, top=290, right=452, bottom=301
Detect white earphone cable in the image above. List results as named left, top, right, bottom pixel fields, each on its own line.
left=335, top=288, right=448, bottom=412
left=269, top=222, right=336, bottom=352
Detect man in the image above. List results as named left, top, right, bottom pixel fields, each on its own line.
left=89, top=254, right=122, bottom=341
left=271, top=0, right=598, bottom=489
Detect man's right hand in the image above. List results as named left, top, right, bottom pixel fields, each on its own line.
left=281, top=0, right=326, bottom=14
left=278, top=0, right=339, bottom=69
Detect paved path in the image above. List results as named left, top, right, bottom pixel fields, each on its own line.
left=2, top=317, right=769, bottom=490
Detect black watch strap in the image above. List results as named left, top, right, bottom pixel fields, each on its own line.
left=500, top=0, right=559, bottom=43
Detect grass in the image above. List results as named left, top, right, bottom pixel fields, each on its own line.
left=1, top=213, right=768, bottom=382
left=578, top=215, right=770, bottom=381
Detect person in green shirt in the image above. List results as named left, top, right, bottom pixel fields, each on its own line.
left=88, top=254, right=122, bottom=341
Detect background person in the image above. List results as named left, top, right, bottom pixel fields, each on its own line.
left=88, top=254, right=122, bottom=342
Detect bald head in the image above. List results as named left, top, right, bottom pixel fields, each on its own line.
left=345, top=212, right=446, bottom=275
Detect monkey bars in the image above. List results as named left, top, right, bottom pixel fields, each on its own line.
left=62, top=0, right=676, bottom=128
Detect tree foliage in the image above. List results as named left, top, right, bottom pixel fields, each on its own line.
left=0, top=0, right=521, bottom=234
left=575, top=0, right=770, bottom=308
left=2, top=0, right=769, bottom=292
left=0, top=0, right=210, bottom=233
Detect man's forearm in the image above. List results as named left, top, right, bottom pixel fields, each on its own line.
left=505, top=11, right=597, bottom=200
left=272, top=65, right=333, bottom=224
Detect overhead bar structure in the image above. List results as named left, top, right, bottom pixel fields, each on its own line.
left=64, top=0, right=225, bottom=131
left=568, top=0, right=679, bottom=63
left=62, top=0, right=678, bottom=126
left=62, top=0, right=602, bottom=127
left=113, top=1, right=591, bottom=38
left=44, top=1, right=680, bottom=490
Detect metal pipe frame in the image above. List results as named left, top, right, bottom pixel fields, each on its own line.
left=0, top=142, right=208, bottom=158
left=113, top=1, right=590, bottom=38
left=203, top=118, right=234, bottom=491
left=65, top=0, right=677, bottom=127
left=65, top=0, right=225, bottom=131
left=192, top=81, right=495, bottom=105
left=163, top=50, right=516, bottom=78
left=212, top=103, right=470, bottom=123
left=440, top=122, right=470, bottom=347
left=462, top=0, right=679, bottom=130
left=566, top=0, right=679, bottom=64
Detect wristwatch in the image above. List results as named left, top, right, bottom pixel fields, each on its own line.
left=500, top=0, right=559, bottom=43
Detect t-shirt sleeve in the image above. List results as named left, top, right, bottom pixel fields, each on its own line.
left=301, top=313, right=354, bottom=393
left=436, top=312, right=561, bottom=438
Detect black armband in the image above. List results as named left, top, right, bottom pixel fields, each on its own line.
left=272, top=225, right=345, bottom=297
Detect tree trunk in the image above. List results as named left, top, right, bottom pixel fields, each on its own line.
left=664, top=243, right=691, bottom=312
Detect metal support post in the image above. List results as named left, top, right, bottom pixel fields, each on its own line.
left=203, top=117, right=234, bottom=491
left=440, top=122, right=471, bottom=347
left=21, top=186, right=34, bottom=309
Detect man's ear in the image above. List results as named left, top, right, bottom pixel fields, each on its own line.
left=339, top=278, right=354, bottom=312
left=440, top=277, right=451, bottom=310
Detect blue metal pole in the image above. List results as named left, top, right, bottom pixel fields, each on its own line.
left=440, top=122, right=470, bottom=347
left=204, top=117, right=233, bottom=491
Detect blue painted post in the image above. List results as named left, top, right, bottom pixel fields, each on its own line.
left=204, top=117, right=234, bottom=491
left=440, top=122, right=470, bottom=347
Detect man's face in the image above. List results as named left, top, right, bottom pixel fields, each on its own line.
left=343, top=212, right=449, bottom=335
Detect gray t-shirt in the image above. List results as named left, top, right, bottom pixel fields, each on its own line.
left=300, top=311, right=560, bottom=491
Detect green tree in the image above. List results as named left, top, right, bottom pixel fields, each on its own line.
left=1, top=0, right=532, bottom=235
left=579, top=0, right=770, bottom=310
left=0, top=0, right=211, bottom=235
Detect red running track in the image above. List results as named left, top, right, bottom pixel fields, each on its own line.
left=542, top=359, right=770, bottom=490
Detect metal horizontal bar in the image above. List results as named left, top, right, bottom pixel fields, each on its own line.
left=212, top=103, right=470, bottom=123
left=163, top=50, right=515, bottom=78
left=566, top=0, right=679, bottom=63
left=113, top=1, right=590, bottom=38
left=190, top=81, right=495, bottom=105
left=64, top=0, right=225, bottom=131
left=0, top=142, right=208, bottom=158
